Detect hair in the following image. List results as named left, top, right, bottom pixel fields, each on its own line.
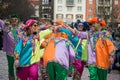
left=25, top=28, right=31, bottom=36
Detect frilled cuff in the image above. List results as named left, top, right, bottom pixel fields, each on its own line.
left=110, top=50, right=115, bottom=57
left=14, top=51, right=20, bottom=60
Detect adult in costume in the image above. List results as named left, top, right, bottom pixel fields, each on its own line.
left=62, top=21, right=88, bottom=80
left=89, top=17, right=116, bottom=80
left=86, top=17, right=98, bottom=80
left=0, top=14, right=20, bottom=80
left=14, top=19, right=52, bottom=80
left=42, top=22, right=75, bottom=80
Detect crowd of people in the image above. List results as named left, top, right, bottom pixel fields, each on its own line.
left=0, top=14, right=120, bottom=80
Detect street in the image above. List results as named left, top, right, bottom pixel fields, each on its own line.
left=0, top=50, right=120, bottom=80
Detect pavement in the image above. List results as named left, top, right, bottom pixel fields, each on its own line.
left=0, top=50, right=120, bottom=80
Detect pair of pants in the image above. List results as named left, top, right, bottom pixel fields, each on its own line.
left=88, top=66, right=98, bottom=80
left=97, top=67, right=107, bottom=80
left=46, top=62, right=68, bottom=80
left=17, top=63, right=38, bottom=80
left=88, top=66, right=107, bottom=80
left=6, top=55, right=15, bottom=78
left=73, top=60, right=85, bottom=79
left=73, top=60, right=85, bottom=75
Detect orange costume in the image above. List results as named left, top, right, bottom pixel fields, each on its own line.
left=42, top=32, right=68, bottom=66
left=87, top=17, right=116, bottom=80
left=96, top=37, right=116, bottom=69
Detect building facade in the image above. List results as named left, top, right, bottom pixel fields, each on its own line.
left=39, top=0, right=54, bottom=20
left=96, top=0, right=112, bottom=23
left=86, top=0, right=96, bottom=21
left=29, top=0, right=120, bottom=25
left=54, top=0, right=86, bottom=24
left=95, top=0, right=120, bottom=25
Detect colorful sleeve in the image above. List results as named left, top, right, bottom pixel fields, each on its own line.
left=14, top=39, right=23, bottom=60
left=0, top=19, right=5, bottom=31
left=68, top=44, right=75, bottom=64
left=41, top=40, right=48, bottom=48
left=39, top=28, right=52, bottom=40
left=77, top=32, right=88, bottom=39
left=105, top=38, right=116, bottom=56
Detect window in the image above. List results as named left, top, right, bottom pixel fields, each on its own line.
left=67, top=7, right=72, bottom=11
left=77, top=6, right=82, bottom=12
left=34, top=5, right=39, bottom=17
left=88, top=15, right=92, bottom=19
left=88, top=7, right=92, bottom=12
left=76, top=14, right=83, bottom=19
left=42, top=14, right=49, bottom=18
left=42, top=0, right=49, bottom=4
left=58, top=0, right=62, bottom=4
left=58, top=6, right=62, bottom=11
left=78, top=0, right=82, bottom=4
left=58, top=14, right=62, bottom=19
left=114, top=16, right=118, bottom=20
left=66, top=14, right=73, bottom=19
left=99, top=0, right=104, bottom=5
left=42, top=6, right=51, bottom=12
left=89, top=0, right=93, bottom=4
left=115, top=0, right=118, bottom=5
left=66, top=0, right=74, bottom=6
left=114, top=8, right=119, bottom=12
left=106, top=0, right=110, bottom=5
left=56, top=14, right=63, bottom=19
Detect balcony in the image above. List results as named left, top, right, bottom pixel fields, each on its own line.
left=42, top=0, right=52, bottom=5
left=66, top=0, right=74, bottom=6
left=98, top=0, right=111, bottom=7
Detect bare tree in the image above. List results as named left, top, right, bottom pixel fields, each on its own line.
left=110, top=0, right=120, bottom=27
left=97, top=0, right=120, bottom=27
left=0, top=0, right=35, bottom=21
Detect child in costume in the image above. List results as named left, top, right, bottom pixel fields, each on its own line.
left=14, top=19, right=52, bottom=80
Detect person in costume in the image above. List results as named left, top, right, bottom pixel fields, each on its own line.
left=74, top=19, right=82, bottom=30
left=86, top=17, right=98, bottom=80
left=0, top=14, right=21, bottom=80
left=91, top=17, right=116, bottom=80
left=14, top=19, right=52, bottom=80
left=61, top=21, right=88, bottom=80
left=41, top=21, right=75, bottom=80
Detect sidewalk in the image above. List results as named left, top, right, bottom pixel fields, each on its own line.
left=0, top=50, right=120, bottom=80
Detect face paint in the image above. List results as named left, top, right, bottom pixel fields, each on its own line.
left=10, top=18, right=18, bottom=25
left=94, top=23, right=102, bottom=31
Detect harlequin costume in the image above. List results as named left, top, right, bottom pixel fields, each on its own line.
left=88, top=17, right=116, bottom=80
left=0, top=14, right=22, bottom=80
left=59, top=25, right=88, bottom=79
left=14, top=19, right=52, bottom=80
left=72, top=30, right=88, bottom=79
left=42, top=27, right=75, bottom=80
left=87, top=18, right=98, bottom=80
left=95, top=30, right=115, bottom=80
